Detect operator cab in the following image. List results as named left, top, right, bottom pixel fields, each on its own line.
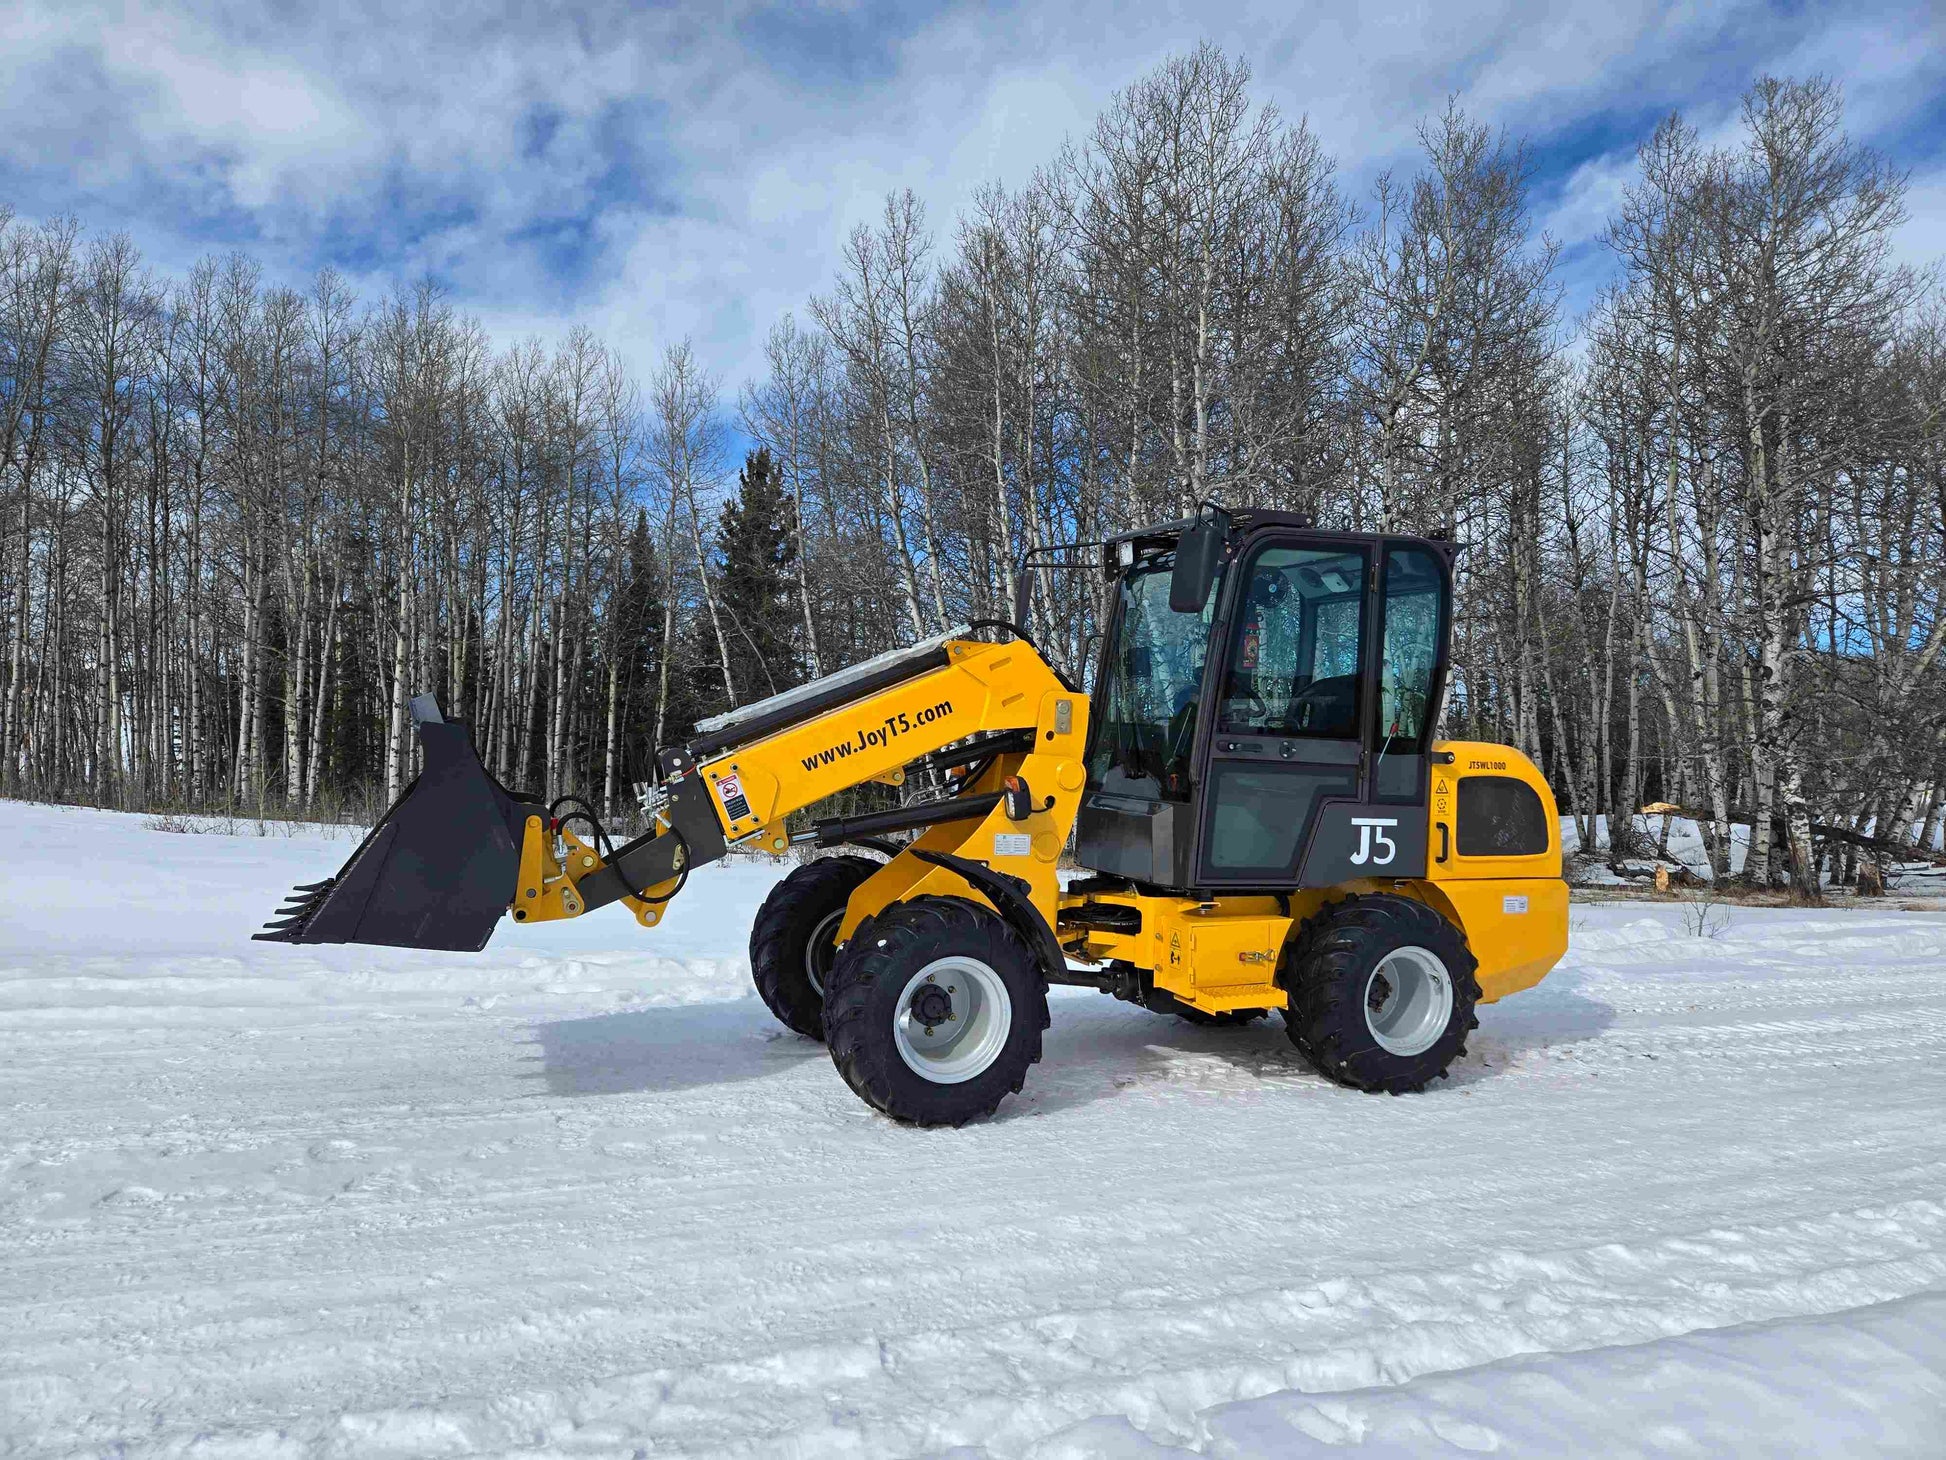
left=1079, top=506, right=1454, bottom=892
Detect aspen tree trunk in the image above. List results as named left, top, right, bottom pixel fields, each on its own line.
left=304, top=577, right=339, bottom=810
left=792, top=474, right=820, bottom=677
left=3, top=443, right=35, bottom=794
left=283, top=555, right=311, bottom=807
left=1668, top=452, right=1733, bottom=879
left=185, top=465, right=204, bottom=803
left=384, top=444, right=414, bottom=807
left=983, top=238, right=1020, bottom=623
left=248, top=517, right=271, bottom=811
left=652, top=572, right=677, bottom=756
left=1915, top=761, right=1946, bottom=855
left=602, top=652, right=622, bottom=816
left=687, top=490, right=737, bottom=707
left=517, top=536, right=547, bottom=784
left=548, top=598, right=570, bottom=787
left=878, top=399, right=927, bottom=639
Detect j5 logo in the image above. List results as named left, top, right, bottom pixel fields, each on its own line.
left=1349, top=817, right=1399, bottom=866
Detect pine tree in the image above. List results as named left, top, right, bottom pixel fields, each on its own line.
left=613, top=508, right=665, bottom=781
left=713, top=448, right=800, bottom=706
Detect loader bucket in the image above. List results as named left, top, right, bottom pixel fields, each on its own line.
left=256, top=698, right=545, bottom=952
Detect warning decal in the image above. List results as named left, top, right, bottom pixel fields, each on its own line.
left=715, top=771, right=754, bottom=823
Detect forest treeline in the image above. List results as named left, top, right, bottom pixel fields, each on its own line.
left=3, top=46, right=1942, bottom=894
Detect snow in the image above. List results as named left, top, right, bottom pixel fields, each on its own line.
left=1560, top=813, right=1946, bottom=898
left=3, top=799, right=1944, bottom=1458
left=1561, top=813, right=1751, bottom=883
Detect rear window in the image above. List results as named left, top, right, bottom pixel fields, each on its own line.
left=1456, top=776, right=1550, bottom=857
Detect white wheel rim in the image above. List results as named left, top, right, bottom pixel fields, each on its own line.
left=892, top=955, right=1012, bottom=1084
left=804, top=909, right=845, bottom=997
left=1364, top=946, right=1453, bottom=1057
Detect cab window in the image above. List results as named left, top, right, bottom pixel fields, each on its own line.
left=1379, top=547, right=1443, bottom=749
left=1089, top=555, right=1216, bottom=798
left=1217, top=546, right=1366, bottom=740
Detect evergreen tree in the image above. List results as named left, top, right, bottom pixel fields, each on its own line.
left=613, top=508, right=665, bottom=781
left=713, top=448, right=800, bottom=706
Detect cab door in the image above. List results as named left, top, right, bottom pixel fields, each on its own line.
left=1191, top=535, right=1373, bottom=888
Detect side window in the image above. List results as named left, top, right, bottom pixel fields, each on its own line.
left=1218, top=546, right=1366, bottom=739
left=1456, top=777, right=1550, bottom=857
left=1379, top=548, right=1442, bottom=747
left=1089, top=558, right=1217, bottom=800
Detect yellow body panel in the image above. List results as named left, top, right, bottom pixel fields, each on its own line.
left=1427, top=877, right=1568, bottom=1001
left=1419, top=739, right=1568, bottom=1004
left=1058, top=741, right=1567, bottom=1012
left=837, top=684, right=1090, bottom=943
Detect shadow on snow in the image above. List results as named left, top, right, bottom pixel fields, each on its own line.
left=523, top=976, right=1619, bottom=1111
left=523, top=1000, right=825, bottom=1098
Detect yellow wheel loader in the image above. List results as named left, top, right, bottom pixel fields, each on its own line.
left=261, top=505, right=1567, bottom=1125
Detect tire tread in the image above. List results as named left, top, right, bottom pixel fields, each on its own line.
left=823, top=895, right=1045, bottom=1126
left=1281, top=892, right=1481, bottom=1094
left=748, top=855, right=878, bottom=1039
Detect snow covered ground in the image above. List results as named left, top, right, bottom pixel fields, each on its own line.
left=1560, top=812, right=1946, bottom=896
left=2, top=800, right=1943, bottom=1458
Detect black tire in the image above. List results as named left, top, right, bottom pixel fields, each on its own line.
left=1281, top=893, right=1480, bottom=1094
left=748, top=855, right=880, bottom=1039
left=822, top=895, right=1048, bottom=1127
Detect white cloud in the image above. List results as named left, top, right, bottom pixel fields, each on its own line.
left=1, top=0, right=1940, bottom=398
left=1891, top=165, right=1946, bottom=275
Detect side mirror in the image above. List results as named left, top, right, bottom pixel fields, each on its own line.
left=1169, top=509, right=1228, bottom=613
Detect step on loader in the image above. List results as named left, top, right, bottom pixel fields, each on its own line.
left=261, top=505, right=1568, bottom=1125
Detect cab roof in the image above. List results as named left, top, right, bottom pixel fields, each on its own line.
left=1102, top=509, right=1457, bottom=576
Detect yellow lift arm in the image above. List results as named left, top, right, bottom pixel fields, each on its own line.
left=515, top=631, right=1089, bottom=957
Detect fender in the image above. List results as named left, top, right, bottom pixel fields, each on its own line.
left=908, top=849, right=1068, bottom=982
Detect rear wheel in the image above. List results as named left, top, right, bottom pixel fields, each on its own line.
left=1282, top=893, right=1479, bottom=1093
left=748, top=855, right=879, bottom=1039
left=822, top=896, right=1048, bottom=1126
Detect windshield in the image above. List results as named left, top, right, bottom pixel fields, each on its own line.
left=1088, top=558, right=1216, bottom=799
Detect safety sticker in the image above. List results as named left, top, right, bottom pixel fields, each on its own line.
left=1503, top=894, right=1529, bottom=914
left=993, top=832, right=1032, bottom=858
left=715, top=771, right=753, bottom=823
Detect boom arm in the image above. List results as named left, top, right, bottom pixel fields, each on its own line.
left=512, top=628, right=1090, bottom=941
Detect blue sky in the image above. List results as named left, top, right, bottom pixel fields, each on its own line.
left=3, top=1, right=1941, bottom=393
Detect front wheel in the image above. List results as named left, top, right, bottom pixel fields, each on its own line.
left=1282, top=894, right=1480, bottom=1094
left=822, top=896, right=1048, bottom=1127
left=748, top=855, right=879, bottom=1038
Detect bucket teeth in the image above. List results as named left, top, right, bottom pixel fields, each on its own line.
left=254, top=877, right=337, bottom=942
